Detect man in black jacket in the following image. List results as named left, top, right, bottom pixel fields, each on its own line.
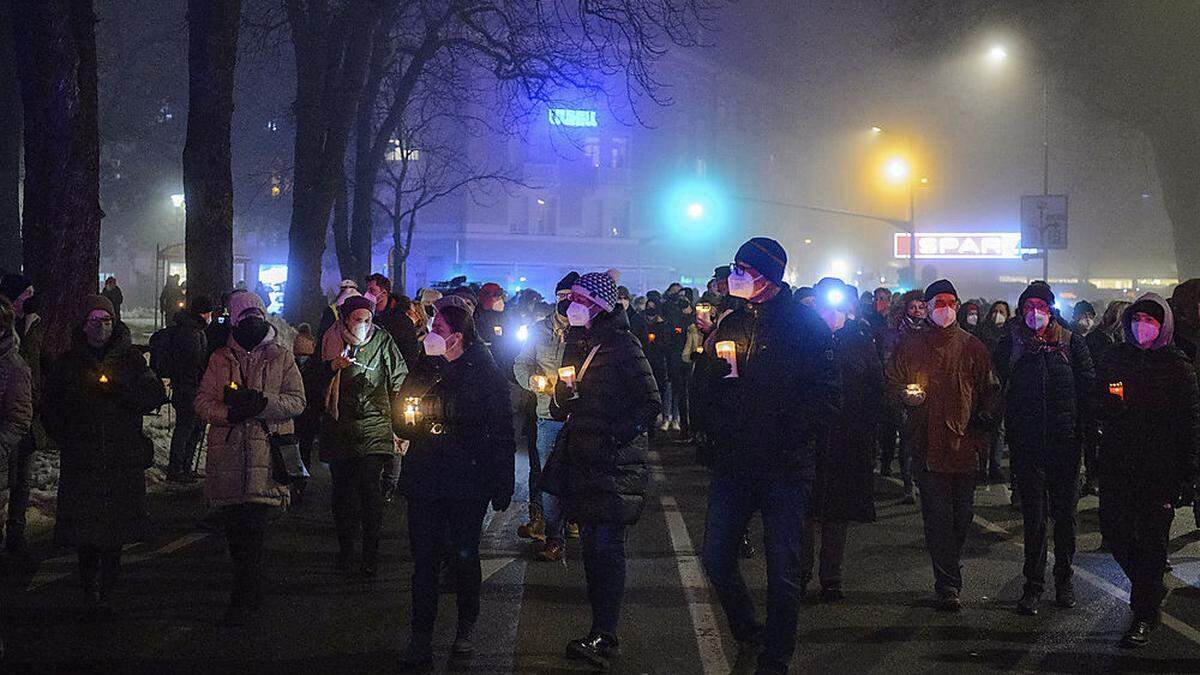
left=166, top=295, right=214, bottom=483
left=699, top=238, right=841, bottom=675
left=993, top=282, right=1096, bottom=615
left=1169, top=278, right=1200, bottom=529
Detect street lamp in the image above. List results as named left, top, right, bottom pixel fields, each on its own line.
left=170, top=193, right=185, bottom=209
left=987, top=44, right=1009, bottom=64
left=870, top=126, right=923, bottom=288
left=686, top=202, right=705, bottom=221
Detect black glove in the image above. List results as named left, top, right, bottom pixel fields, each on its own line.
left=227, top=389, right=268, bottom=424
left=491, top=493, right=512, bottom=512
left=708, top=354, right=733, bottom=380
left=552, top=380, right=578, bottom=416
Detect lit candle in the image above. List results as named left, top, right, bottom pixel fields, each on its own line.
left=647, top=332, right=657, bottom=343
left=558, top=366, right=577, bottom=388
left=715, top=341, right=738, bottom=378
left=98, top=373, right=109, bottom=384
left=404, top=397, right=421, bottom=425
left=532, top=375, right=548, bottom=393
left=493, top=325, right=503, bottom=336
left=695, top=303, right=712, bottom=318
left=904, top=383, right=926, bottom=406
left=229, top=381, right=238, bottom=390
left=1108, top=382, right=1124, bottom=400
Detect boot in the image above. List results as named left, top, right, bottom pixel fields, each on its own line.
left=1120, top=620, right=1152, bottom=648
left=537, top=539, right=565, bottom=563
left=1016, top=590, right=1040, bottom=616
left=399, top=632, right=434, bottom=671
left=1055, top=582, right=1076, bottom=608
left=566, top=633, right=620, bottom=668
left=452, top=621, right=475, bottom=655
left=517, top=514, right=546, bottom=541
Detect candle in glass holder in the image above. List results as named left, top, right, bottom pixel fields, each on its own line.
left=558, top=366, right=577, bottom=388
left=532, top=374, right=549, bottom=393
left=1108, top=382, right=1124, bottom=400
left=403, top=396, right=421, bottom=425
left=904, top=383, right=926, bottom=406
left=98, top=373, right=110, bottom=384
left=715, top=341, right=738, bottom=378
left=229, top=381, right=238, bottom=390
left=493, top=325, right=503, bottom=337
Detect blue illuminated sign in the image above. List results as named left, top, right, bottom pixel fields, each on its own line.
left=548, top=108, right=598, bottom=127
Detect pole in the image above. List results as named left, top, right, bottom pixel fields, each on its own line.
left=908, top=136, right=916, bottom=287
left=1041, top=68, right=1050, bottom=282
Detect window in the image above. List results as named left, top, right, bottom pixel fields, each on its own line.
left=611, top=137, right=628, bottom=169
left=584, top=137, right=601, bottom=168
left=385, top=139, right=420, bottom=162
left=266, top=119, right=279, bottom=132
left=534, top=196, right=556, bottom=235
left=548, top=108, right=598, bottom=127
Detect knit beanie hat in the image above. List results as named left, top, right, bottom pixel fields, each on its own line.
left=340, top=294, right=374, bottom=320
left=335, top=286, right=361, bottom=306
left=79, top=294, right=115, bottom=323
left=1129, top=297, right=1166, bottom=324
left=1072, top=300, right=1096, bottom=318
left=713, top=265, right=731, bottom=281
left=734, top=237, right=787, bottom=287
left=0, top=273, right=32, bottom=303
left=434, top=294, right=475, bottom=316
left=573, top=269, right=621, bottom=312
left=227, top=289, right=266, bottom=326
left=1017, top=281, right=1055, bottom=312
left=293, top=332, right=316, bottom=357
left=555, top=271, right=580, bottom=295
left=339, top=279, right=358, bottom=291
left=924, top=279, right=958, bottom=302
left=479, top=282, right=504, bottom=311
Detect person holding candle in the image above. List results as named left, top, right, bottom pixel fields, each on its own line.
left=512, top=273, right=574, bottom=550
left=541, top=269, right=660, bottom=668
left=395, top=296, right=514, bottom=667
left=196, top=291, right=306, bottom=626
left=802, top=278, right=884, bottom=602
left=699, top=238, right=841, bottom=675
left=880, top=289, right=928, bottom=502
left=45, top=295, right=167, bottom=616
left=1093, top=293, right=1199, bottom=647
left=993, top=282, right=1096, bottom=616
left=884, top=279, right=999, bottom=612
left=318, top=293, right=408, bottom=577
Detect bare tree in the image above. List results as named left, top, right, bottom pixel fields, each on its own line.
left=184, top=0, right=242, bottom=301
left=13, top=0, right=101, bottom=354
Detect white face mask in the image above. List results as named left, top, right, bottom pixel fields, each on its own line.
left=1133, top=320, right=1160, bottom=347
left=995, top=313, right=1008, bottom=326
left=930, top=306, right=956, bottom=328
left=1025, top=309, right=1050, bottom=331
left=727, top=271, right=758, bottom=299
left=566, top=301, right=592, bottom=327
left=351, top=322, right=370, bottom=342
left=966, top=314, right=978, bottom=326
left=423, top=332, right=447, bottom=356
left=493, top=299, right=505, bottom=313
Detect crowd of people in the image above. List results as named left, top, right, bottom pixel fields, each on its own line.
left=0, top=235, right=1197, bottom=671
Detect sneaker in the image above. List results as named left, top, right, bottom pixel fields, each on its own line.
left=659, top=419, right=670, bottom=431
left=517, top=515, right=546, bottom=541
left=1055, top=582, right=1076, bottom=609
left=669, top=419, right=681, bottom=432
left=537, top=540, right=565, bottom=563
left=1016, top=590, right=1040, bottom=616
left=452, top=622, right=475, bottom=655
left=566, top=522, right=580, bottom=539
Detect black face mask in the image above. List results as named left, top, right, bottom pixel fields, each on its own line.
left=425, top=305, right=436, bottom=319
left=233, top=317, right=269, bottom=350
left=20, top=296, right=39, bottom=316
left=556, top=299, right=571, bottom=317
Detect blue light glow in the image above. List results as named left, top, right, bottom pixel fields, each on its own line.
left=827, top=289, right=845, bottom=305
left=548, top=108, right=598, bottom=127
left=661, top=176, right=729, bottom=241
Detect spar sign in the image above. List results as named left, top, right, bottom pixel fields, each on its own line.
left=893, top=232, right=1023, bottom=260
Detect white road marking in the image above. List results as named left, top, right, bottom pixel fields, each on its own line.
left=661, top=495, right=731, bottom=675
left=26, top=532, right=210, bottom=591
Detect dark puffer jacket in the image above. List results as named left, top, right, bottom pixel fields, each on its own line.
left=395, top=342, right=515, bottom=502
left=1094, top=294, right=1199, bottom=502
left=814, top=320, right=882, bottom=522
left=993, top=323, right=1096, bottom=468
left=45, top=322, right=167, bottom=547
left=703, top=289, right=841, bottom=480
left=553, top=306, right=661, bottom=525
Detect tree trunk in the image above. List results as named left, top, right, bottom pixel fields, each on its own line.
left=183, top=0, right=240, bottom=302
left=283, top=2, right=380, bottom=326
left=0, top=0, right=22, bottom=274
left=13, top=0, right=100, bottom=355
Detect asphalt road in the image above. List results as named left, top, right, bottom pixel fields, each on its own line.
left=4, top=436, right=1200, bottom=673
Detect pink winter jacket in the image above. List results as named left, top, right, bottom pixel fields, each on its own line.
left=196, top=330, right=306, bottom=507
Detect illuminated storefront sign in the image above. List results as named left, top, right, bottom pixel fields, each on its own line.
left=894, top=232, right=1024, bottom=260
left=548, top=108, right=598, bottom=127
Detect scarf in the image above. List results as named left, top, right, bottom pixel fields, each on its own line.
left=322, top=321, right=376, bottom=420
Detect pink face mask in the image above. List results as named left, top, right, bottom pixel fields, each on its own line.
left=1132, top=320, right=1160, bottom=348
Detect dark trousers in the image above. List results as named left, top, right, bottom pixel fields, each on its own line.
left=329, top=455, right=388, bottom=563
left=511, top=384, right=540, bottom=511
left=1100, top=487, right=1174, bottom=622
left=878, top=406, right=899, bottom=473
left=702, top=475, right=811, bottom=671
left=1013, top=452, right=1081, bottom=594
left=167, top=395, right=205, bottom=476
left=580, top=522, right=628, bottom=637
left=223, top=503, right=270, bottom=608
left=667, top=361, right=693, bottom=435
left=78, top=545, right=122, bottom=593
left=799, top=518, right=849, bottom=590
left=407, top=497, right=488, bottom=633
left=914, top=468, right=975, bottom=593
left=5, top=445, right=32, bottom=548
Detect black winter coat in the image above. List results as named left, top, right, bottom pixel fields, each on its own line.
left=375, top=299, right=423, bottom=379
left=167, top=310, right=209, bottom=394
left=703, top=290, right=841, bottom=480
left=46, top=323, right=167, bottom=547
left=814, top=320, right=882, bottom=522
left=993, top=326, right=1096, bottom=468
left=551, top=307, right=661, bottom=525
left=396, top=342, right=515, bottom=502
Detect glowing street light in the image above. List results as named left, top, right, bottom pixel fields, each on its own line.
left=686, top=202, right=706, bottom=221
left=884, top=157, right=911, bottom=184
left=870, top=125, right=884, bottom=134
left=987, top=45, right=1009, bottom=64
left=170, top=193, right=185, bottom=209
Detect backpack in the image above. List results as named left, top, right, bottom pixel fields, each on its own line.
left=148, top=325, right=180, bottom=379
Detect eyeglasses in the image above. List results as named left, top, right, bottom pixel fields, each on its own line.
left=730, top=261, right=750, bottom=276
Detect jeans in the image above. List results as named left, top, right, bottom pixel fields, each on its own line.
left=580, top=522, right=628, bottom=637
left=914, top=467, right=975, bottom=593
left=223, top=503, right=270, bottom=608
left=702, top=474, right=811, bottom=671
left=524, top=419, right=563, bottom=517
left=539, top=420, right=567, bottom=541
left=329, top=455, right=389, bottom=564
left=799, top=518, right=849, bottom=590
left=407, top=497, right=488, bottom=633
left=1100, top=486, right=1174, bottom=621
left=167, top=394, right=205, bottom=476
left=78, top=545, right=122, bottom=594
left=1013, top=452, right=1081, bottom=594
left=5, top=445, right=32, bottom=549
left=668, top=361, right=693, bottom=434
